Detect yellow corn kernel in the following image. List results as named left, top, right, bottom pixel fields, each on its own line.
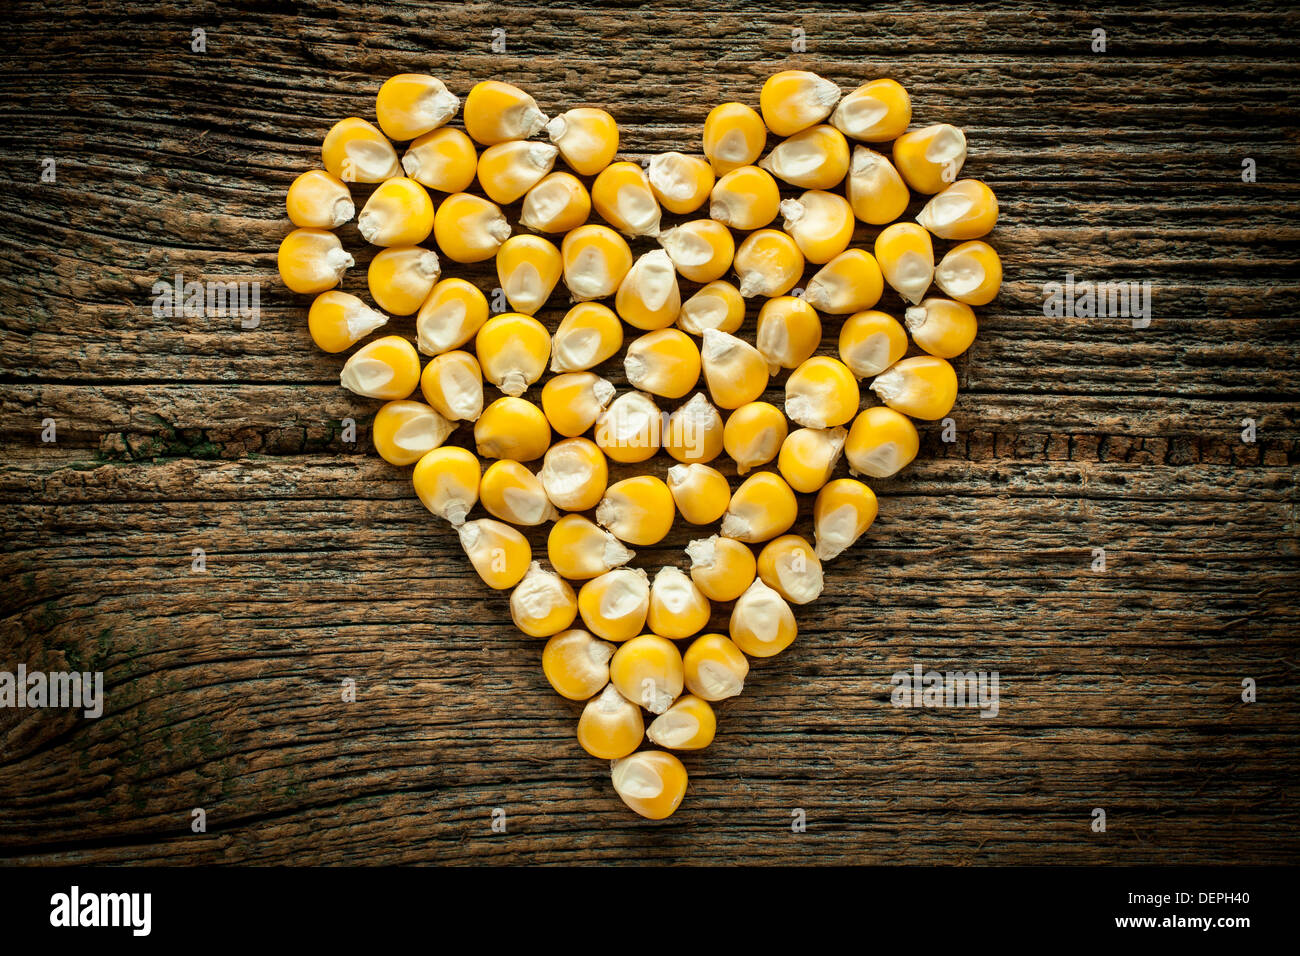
left=721, top=471, right=798, bottom=543
left=278, top=228, right=354, bottom=295
left=412, top=445, right=480, bottom=525
left=371, top=399, right=454, bottom=466
left=869, top=354, right=958, bottom=420
left=510, top=561, right=578, bottom=638
left=760, top=70, right=841, bottom=137
left=459, top=518, right=532, bottom=589
left=475, top=312, right=550, bottom=396
left=663, top=393, right=725, bottom=465
left=709, top=165, right=781, bottom=231
left=785, top=355, right=860, bottom=429
left=648, top=567, right=711, bottom=641
left=542, top=629, right=616, bottom=701
left=703, top=101, right=766, bottom=175
left=541, top=371, right=615, bottom=437
left=701, top=329, right=769, bottom=409
left=756, top=295, right=822, bottom=372
left=610, top=634, right=685, bottom=714
left=615, top=250, right=681, bottom=331
left=286, top=169, right=354, bottom=229
left=419, top=350, right=484, bottom=422
left=375, top=73, right=459, bottom=141
left=547, top=514, right=632, bottom=580
left=838, top=310, right=909, bottom=379
left=339, top=334, right=420, bottom=400
left=546, top=107, right=619, bottom=177
left=592, top=161, right=662, bottom=238
left=307, top=291, right=387, bottom=353
left=893, top=123, right=967, bottom=194
left=480, top=459, right=559, bottom=526
left=321, top=117, right=400, bottom=183
left=845, top=146, right=910, bottom=225
left=730, top=578, right=797, bottom=658
left=813, top=477, right=878, bottom=560
left=367, top=245, right=441, bottom=316
left=496, top=234, right=562, bottom=316
left=667, top=462, right=731, bottom=526
left=520, top=171, right=591, bottom=234
left=759, top=125, right=850, bottom=190
left=916, top=180, right=998, bottom=241
left=551, top=302, right=623, bottom=372
left=401, top=127, right=478, bottom=193
left=578, top=684, right=645, bottom=759
left=934, top=240, right=1003, bottom=305
left=804, top=248, right=884, bottom=314
left=476, top=139, right=559, bottom=205
left=415, top=277, right=489, bottom=355
left=677, top=281, right=745, bottom=336
left=778, top=426, right=846, bottom=494
left=780, top=190, right=854, bottom=264
left=733, top=229, right=804, bottom=298
left=611, top=750, right=688, bottom=819
left=658, top=220, right=735, bottom=284
left=686, top=534, right=757, bottom=602
left=433, top=193, right=511, bottom=263
left=844, top=405, right=920, bottom=478
left=596, top=475, right=675, bottom=546
left=474, top=396, right=551, bottom=461
left=540, top=438, right=608, bottom=512
left=357, top=177, right=434, bottom=247
left=647, top=694, right=716, bottom=750
left=757, top=533, right=824, bottom=604
left=624, top=328, right=701, bottom=399
left=561, top=224, right=633, bottom=301
left=723, top=401, right=788, bottom=475
left=578, top=567, right=650, bottom=642
left=874, top=222, right=934, bottom=305
left=648, top=152, right=715, bottom=214
left=905, top=297, right=977, bottom=358
left=594, top=390, right=662, bottom=463
left=683, top=634, right=749, bottom=702
left=464, top=80, right=547, bottom=146
left=830, top=78, right=912, bottom=142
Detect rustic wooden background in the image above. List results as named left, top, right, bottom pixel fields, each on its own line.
left=1, top=0, right=1297, bottom=865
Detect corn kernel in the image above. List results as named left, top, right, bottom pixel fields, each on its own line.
left=547, top=514, right=632, bottom=579
left=647, top=151, right=714, bottom=214
left=729, top=578, right=797, bottom=658
left=464, top=80, right=547, bottom=146
left=616, top=250, right=682, bottom=331
left=541, top=371, right=615, bottom=437
left=278, top=228, right=354, bottom=295
left=372, top=399, right=454, bottom=466
left=433, top=192, right=511, bottom=263
left=578, top=567, right=650, bottom=642
left=647, top=694, right=716, bottom=750
left=756, top=295, right=822, bottom=371
left=757, top=533, right=824, bottom=604
left=830, top=78, right=912, bottom=142
left=286, top=169, right=354, bottom=229
left=803, top=248, right=884, bottom=314
left=844, top=405, right=919, bottom=478
left=322, top=117, right=400, bottom=183
left=667, top=462, right=731, bottom=525
left=709, top=165, right=781, bottom=231
left=459, top=518, right=532, bottom=589
left=474, top=396, right=552, bottom=461
left=562, top=224, right=633, bottom=301
left=480, top=458, right=559, bottom=526
left=519, top=171, right=592, bottom=234
left=610, top=634, right=684, bottom=714
left=592, top=161, right=662, bottom=237
left=723, top=401, right=788, bottom=475
left=593, top=390, right=661, bottom=463
left=412, top=445, right=480, bottom=525
left=905, top=297, right=977, bottom=358
left=510, top=561, right=578, bottom=637
left=780, top=190, right=854, bottom=264
left=375, top=73, right=459, bottom=141
left=339, top=334, right=421, bottom=400
left=496, top=234, right=562, bottom=315
left=611, top=749, right=688, bottom=820
left=357, top=177, right=434, bottom=247
left=759, top=125, right=850, bottom=190
left=734, top=229, right=804, bottom=298
left=934, top=240, right=1003, bottom=305
left=874, top=222, right=934, bottom=305
left=677, top=281, right=746, bottom=336
left=722, top=471, right=798, bottom=543
left=760, top=70, right=841, bottom=137
left=701, top=329, right=769, bottom=409
left=578, top=684, right=644, bottom=759
left=366, top=245, right=440, bottom=316
left=546, top=107, right=619, bottom=176
left=893, top=123, right=967, bottom=194
left=307, top=290, right=387, bottom=353
left=596, top=475, right=675, bottom=546
left=702, top=101, right=766, bottom=174
left=683, top=634, right=749, bottom=701
left=663, top=392, right=725, bottom=465
left=813, top=477, right=878, bottom=560
left=551, top=302, right=623, bottom=372
left=401, top=127, right=478, bottom=193
left=869, top=354, right=958, bottom=420
left=420, top=349, right=484, bottom=422
left=475, top=312, right=551, bottom=396
left=778, top=426, right=846, bottom=493
left=476, top=139, right=559, bottom=205
left=785, top=355, right=860, bottom=429
left=838, top=309, right=908, bottom=378
left=542, top=629, right=616, bottom=701
left=686, top=534, right=757, bottom=602
left=658, top=220, right=735, bottom=284
left=416, top=277, right=489, bottom=355
left=647, top=567, right=711, bottom=640
left=845, top=147, right=910, bottom=227
left=916, top=179, right=998, bottom=241
left=624, top=328, right=701, bottom=399
left=540, top=438, right=608, bottom=512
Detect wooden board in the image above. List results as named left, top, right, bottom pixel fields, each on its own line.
left=1, top=0, right=1297, bottom=865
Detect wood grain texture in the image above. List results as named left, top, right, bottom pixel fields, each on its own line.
left=1, top=0, right=1297, bottom=865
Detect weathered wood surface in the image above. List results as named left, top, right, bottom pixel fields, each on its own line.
left=1, top=1, right=1297, bottom=864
